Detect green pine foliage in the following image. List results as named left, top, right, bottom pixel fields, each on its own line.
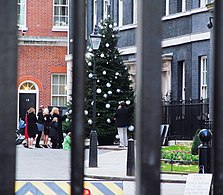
left=85, top=17, right=135, bottom=143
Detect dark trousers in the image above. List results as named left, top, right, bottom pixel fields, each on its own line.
left=35, top=131, right=42, bottom=146
left=51, top=138, right=58, bottom=149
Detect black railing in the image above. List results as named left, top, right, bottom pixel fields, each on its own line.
left=162, top=100, right=210, bottom=140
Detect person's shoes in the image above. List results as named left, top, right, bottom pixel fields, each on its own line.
left=35, top=145, right=42, bottom=148
left=43, top=145, right=48, bottom=148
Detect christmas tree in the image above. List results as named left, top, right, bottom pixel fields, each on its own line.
left=85, top=17, right=135, bottom=145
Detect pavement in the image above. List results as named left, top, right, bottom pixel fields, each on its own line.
left=16, top=142, right=188, bottom=194
left=85, top=145, right=187, bottom=183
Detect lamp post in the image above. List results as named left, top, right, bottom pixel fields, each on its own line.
left=89, top=26, right=101, bottom=167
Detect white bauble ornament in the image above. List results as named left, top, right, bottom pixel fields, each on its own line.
left=97, top=113, right=100, bottom=116
left=126, top=100, right=131, bottom=105
left=102, top=71, right=107, bottom=75
left=69, top=110, right=72, bottom=114
left=114, top=22, right=117, bottom=27
left=88, top=73, right=93, bottom=78
left=88, top=119, right=92, bottom=124
left=88, top=62, right=92, bottom=66
left=112, top=35, right=115, bottom=38
left=91, top=101, right=94, bottom=106
left=115, top=72, right=119, bottom=76
left=100, top=53, right=105, bottom=58
left=65, top=118, right=69, bottom=122
left=84, top=110, right=88, bottom=115
left=106, top=83, right=111, bottom=88
left=105, top=104, right=110, bottom=108
left=107, top=118, right=111, bottom=123
left=128, top=125, right=135, bottom=131
left=108, top=91, right=112, bottom=95
left=103, top=94, right=108, bottom=98
left=97, top=80, right=100, bottom=83
left=106, top=43, right=109, bottom=47
left=96, top=88, right=102, bottom=94
left=116, top=89, right=121, bottom=93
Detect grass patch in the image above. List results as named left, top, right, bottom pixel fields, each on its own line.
left=161, top=162, right=198, bottom=173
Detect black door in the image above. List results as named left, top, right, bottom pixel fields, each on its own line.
left=19, top=93, right=36, bottom=120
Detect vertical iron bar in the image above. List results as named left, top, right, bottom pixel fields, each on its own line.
left=0, top=0, right=17, bottom=194
left=213, top=0, right=223, bottom=194
left=71, top=0, right=86, bottom=194
left=136, top=0, right=162, bottom=195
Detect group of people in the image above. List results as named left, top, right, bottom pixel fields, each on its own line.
left=23, top=106, right=70, bottom=149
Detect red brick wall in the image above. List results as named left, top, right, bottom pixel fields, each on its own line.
left=18, top=0, right=68, bottom=108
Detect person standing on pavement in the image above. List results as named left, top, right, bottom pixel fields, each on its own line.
left=114, top=101, right=130, bottom=147
left=35, top=105, right=44, bottom=148
left=50, top=107, right=67, bottom=148
left=43, top=107, right=52, bottom=148
left=27, top=107, right=38, bottom=149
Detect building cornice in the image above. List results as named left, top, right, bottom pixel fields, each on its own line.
left=18, top=36, right=67, bottom=46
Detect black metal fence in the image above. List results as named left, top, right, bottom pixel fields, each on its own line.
left=162, top=100, right=210, bottom=140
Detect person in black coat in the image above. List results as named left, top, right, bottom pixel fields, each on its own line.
left=35, top=105, right=44, bottom=148
left=114, top=101, right=130, bottom=147
left=50, top=107, right=67, bottom=148
left=27, top=107, right=38, bottom=149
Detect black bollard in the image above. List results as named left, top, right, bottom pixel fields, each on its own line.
left=127, top=138, right=135, bottom=176
left=198, top=129, right=212, bottom=173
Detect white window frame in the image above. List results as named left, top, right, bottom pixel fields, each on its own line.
left=165, top=0, right=170, bottom=16
left=17, top=0, right=27, bottom=30
left=182, top=0, right=186, bottom=12
left=200, top=0, right=208, bottom=7
left=133, top=0, right=137, bottom=23
left=200, top=56, right=208, bottom=99
left=118, top=0, right=123, bottom=26
left=181, top=61, right=185, bottom=101
left=93, top=0, right=97, bottom=27
left=103, top=0, right=110, bottom=19
left=53, top=0, right=68, bottom=31
left=51, top=74, right=68, bottom=106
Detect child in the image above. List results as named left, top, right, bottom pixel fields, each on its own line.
left=49, top=117, right=59, bottom=149
left=63, top=132, right=71, bottom=150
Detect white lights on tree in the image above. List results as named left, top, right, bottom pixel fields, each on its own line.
left=115, top=72, right=119, bottom=76
left=107, top=118, right=111, bottom=123
left=100, top=53, right=105, bottom=58
left=97, top=79, right=100, bottom=83
left=69, top=110, right=72, bottom=114
left=97, top=113, right=100, bottom=116
left=106, top=83, right=111, bottom=87
left=84, top=110, right=88, bottom=115
left=88, top=62, right=92, bottom=66
left=109, top=24, right=112, bottom=28
left=105, top=104, right=110, bottom=108
left=112, top=35, right=115, bottom=38
left=115, top=134, right=119, bottom=139
left=126, top=100, right=131, bottom=105
left=108, top=91, right=112, bottom=95
left=114, top=22, right=117, bottom=26
left=88, top=119, right=93, bottom=124
left=103, top=94, right=108, bottom=98
left=91, top=101, right=94, bottom=106
left=96, top=88, right=102, bottom=93
left=102, top=71, right=107, bottom=75
left=115, top=76, right=117, bottom=79
left=88, top=73, right=93, bottom=78
left=116, top=89, right=121, bottom=93
left=106, top=43, right=109, bottom=47
left=65, top=118, right=69, bottom=122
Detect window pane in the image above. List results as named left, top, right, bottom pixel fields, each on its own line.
left=53, top=75, right=59, bottom=84
left=59, top=97, right=66, bottom=106
left=52, top=85, right=58, bottom=94
left=59, top=75, right=66, bottom=84
left=52, top=97, right=58, bottom=106
left=55, top=0, right=60, bottom=5
left=59, top=85, right=66, bottom=94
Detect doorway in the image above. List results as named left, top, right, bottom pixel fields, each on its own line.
left=18, top=81, right=38, bottom=121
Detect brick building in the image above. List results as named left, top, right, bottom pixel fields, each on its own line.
left=17, top=0, right=68, bottom=120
